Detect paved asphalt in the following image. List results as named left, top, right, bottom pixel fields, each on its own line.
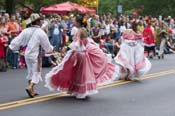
left=1, top=54, right=175, bottom=116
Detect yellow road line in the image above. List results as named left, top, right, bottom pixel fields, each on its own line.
left=0, top=93, right=62, bottom=107
left=0, top=79, right=124, bottom=108
left=143, top=69, right=175, bottom=78
left=0, top=93, right=69, bottom=110
left=0, top=69, right=175, bottom=110
left=99, top=69, right=175, bottom=89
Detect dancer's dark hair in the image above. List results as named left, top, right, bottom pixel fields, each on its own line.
left=76, top=14, right=87, bottom=28
left=131, top=21, right=138, bottom=32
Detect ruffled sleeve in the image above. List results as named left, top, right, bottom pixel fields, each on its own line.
left=69, top=41, right=79, bottom=50
left=122, top=29, right=143, bottom=41
left=69, top=31, right=80, bottom=51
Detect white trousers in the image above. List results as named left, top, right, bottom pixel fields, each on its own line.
left=25, top=57, right=42, bottom=84
left=159, top=38, right=166, bottom=56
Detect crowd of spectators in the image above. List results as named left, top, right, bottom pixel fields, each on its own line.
left=1, top=7, right=175, bottom=71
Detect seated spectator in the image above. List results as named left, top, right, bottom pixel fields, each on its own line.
left=103, top=33, right=115, bottom=57
left=91, top=23, right=101, bottom=45
left=43, top=47, right=67, bottom=67
left=165, top=38, right=175, bottom=54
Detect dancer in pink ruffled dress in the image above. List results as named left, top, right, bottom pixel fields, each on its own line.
left=45, top=15, right=116, bottom=99
left=114, top=21, right=151, bottom=81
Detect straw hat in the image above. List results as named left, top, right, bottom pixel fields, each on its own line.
left=30, top=13, right=41, bottom=23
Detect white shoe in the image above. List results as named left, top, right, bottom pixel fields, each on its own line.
left=75, top=94, right=87, bottom=99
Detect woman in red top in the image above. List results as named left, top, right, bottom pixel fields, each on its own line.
left=142, top=16, right=156, bottom=58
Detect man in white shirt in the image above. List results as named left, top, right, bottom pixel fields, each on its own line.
left=9, top=13, right=54, bottom=98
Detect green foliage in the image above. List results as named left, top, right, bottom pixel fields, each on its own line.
left=99, top=0, right=175, bottom=17
left=121, top=0, right=175, bottom=17
left=98, top=0, right=117, bottom=15
left=2, top=0, right=175, bottom=17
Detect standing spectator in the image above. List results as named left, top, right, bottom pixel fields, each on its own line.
left=0, top=32, right=8, bottom=52
left=21, top=6, right=33, bottom=29
left=137, top=21, right=144, bottom=33
left=70, top=17, right=78, bottom=41
left=143, top=16, right=156, bottom=58
left=156, top=21, right=168, bottom=59
left=49, top=16, right=62, bottom=52
left=6, top=14, right=20, bottom=69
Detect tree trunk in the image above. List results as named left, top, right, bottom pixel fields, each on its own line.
left=5, top=0, right=17, bottom=15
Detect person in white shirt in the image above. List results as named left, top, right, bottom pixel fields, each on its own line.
left=9, top=13, right=54, bottom=98
left=70, top=17, right=78, bottom=37
left=105, top=20, right=111, bottom=35
left=120, top=21, right=127, bottom=34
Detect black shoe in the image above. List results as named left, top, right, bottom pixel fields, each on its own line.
left=162, top=54, right=164, bottom=59
left=158, top=56, right=160, bottom=59
left=25, top=89, right=34, bottom=98
left=34, top=93, right=39, bottom=96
